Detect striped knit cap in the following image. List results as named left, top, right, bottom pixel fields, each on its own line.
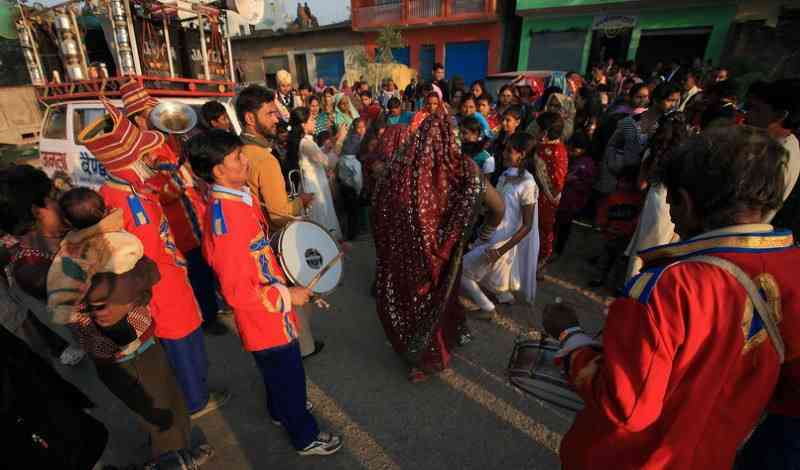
left=120, top=79, right=159, bottom=117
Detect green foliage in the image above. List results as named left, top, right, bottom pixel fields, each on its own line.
left=375, top=26, right=405, bottom=64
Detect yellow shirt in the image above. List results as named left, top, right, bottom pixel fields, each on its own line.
left=240, top=135, right=301, bottom=231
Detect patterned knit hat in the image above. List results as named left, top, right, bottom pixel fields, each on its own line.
left=120, top=79, right=159, bottom=117
left=77, top=98, right=165, bottom=173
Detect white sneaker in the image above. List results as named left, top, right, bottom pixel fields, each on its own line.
left=59, top=345, right=86, bottom=366
left=298, top=432, right=343, bottom=456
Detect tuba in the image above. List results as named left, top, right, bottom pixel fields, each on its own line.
left=150, top=101, right=198, bottom=135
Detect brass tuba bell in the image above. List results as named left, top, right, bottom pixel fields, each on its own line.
left=149, top=101, right=198, bottom=135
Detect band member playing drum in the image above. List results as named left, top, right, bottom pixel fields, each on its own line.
left=188, top=129, right=343, bottom=456
left=542, top=127, right=800, bottom=470
left=236, top=85, right=323, bottom=360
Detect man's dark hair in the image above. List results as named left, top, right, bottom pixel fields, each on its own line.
left=460, top=115, right=484, bottom=135
left=298, top=82, right=312, bottom=92
left=359, top=89, right=373, bottom=99
left=708, top=78, right=739, bottom=101
left=656, top=126, right=787, bottom=230
left=201, top=100, right=227, bottom=127
left=502, top=105, right=524, bottom=122
left=0, top=164, right=53, bottom=236
left=652, top=82, right=682, bottom=103
left=186, top=129, right=243, bottom=183
left=509, top=132, right=537, bottom=159
left=59, top=187, right=106, bottom=229
left=235, top=85, right=275, bottom=127
left=475, top=94, right=492, bottom=105
left=387, top=97, right=401, bottom=110
left=433, top=62, right=444, bottom=71
left=748, top=79, right=800, bottom=129
left=315, top=130, right=332, bottom=147
left=537, top=111, right=564, bottom=140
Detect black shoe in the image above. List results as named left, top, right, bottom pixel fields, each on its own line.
left=202, top=320, right=229, bottom=336
left=588, top=278, right=605, bottom=288
left=302, top=340, right=325, bottom=360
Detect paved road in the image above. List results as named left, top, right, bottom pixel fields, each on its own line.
left=56, top=224, right=611, bottom=470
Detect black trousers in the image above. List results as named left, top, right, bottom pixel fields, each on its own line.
left=94, top=341, right=191, bottom=458
left=340, top=185, right=361, bottom=241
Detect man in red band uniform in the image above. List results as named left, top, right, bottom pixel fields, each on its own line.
left=121, top=81, right=227, bottom=336
left=188, top=129, right=343, bottom=456
left=543, top=126, right=800, bottom=470
left=79, top=91, right=229, bottom=419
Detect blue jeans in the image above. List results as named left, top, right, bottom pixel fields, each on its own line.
left=252, top=341, right=319, bottom=450
left=185, top=248, right=219, bottom=323
left=160, top=327, right=210, bottom=414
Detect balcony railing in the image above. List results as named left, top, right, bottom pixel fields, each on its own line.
left=352, top=0, right=495, bottom=30
left=408, top=0, right=442, bottom=19
left=353, top=2, right=403, bottom=28
left=452, top=0, right=485, bottom=14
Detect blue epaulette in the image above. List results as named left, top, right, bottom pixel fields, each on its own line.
left=622, top=265, right=670, bottom=304
left=212, top=199, right=228, bottom=236
left=127, top=194, right=150, bottom=226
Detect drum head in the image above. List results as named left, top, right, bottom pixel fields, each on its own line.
left=278, top=221, right=342, bottom=294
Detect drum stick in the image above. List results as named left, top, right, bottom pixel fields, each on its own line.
left=307, top=251, right=345, bottom=291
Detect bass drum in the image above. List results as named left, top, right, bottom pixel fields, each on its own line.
left=276, top=220, right=342, bottom=295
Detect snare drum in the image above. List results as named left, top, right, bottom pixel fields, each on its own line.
left=507, top=337, right=584, bottom=411
left=276, top=220, right=343, bottom=295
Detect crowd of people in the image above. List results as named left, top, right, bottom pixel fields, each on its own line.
left=0, top=56, right=798, bottom=470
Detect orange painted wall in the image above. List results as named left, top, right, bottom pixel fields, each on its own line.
left=364, top=21, right=503, bottom=78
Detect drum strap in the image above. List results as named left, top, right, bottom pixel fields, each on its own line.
left=681, top=255, right=785, bottom=364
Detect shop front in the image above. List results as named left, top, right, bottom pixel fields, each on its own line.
left=516, top=1, right=737, bottom=74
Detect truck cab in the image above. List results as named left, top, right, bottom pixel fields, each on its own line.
left=38, top=97, right=240, bottom=188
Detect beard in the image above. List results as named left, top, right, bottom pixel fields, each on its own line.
left=253, top=118, right=276, bottom=142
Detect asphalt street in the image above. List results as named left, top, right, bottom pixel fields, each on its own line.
left=53, top=224, right=610, bottom=470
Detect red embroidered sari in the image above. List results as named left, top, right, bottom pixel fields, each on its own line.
left=534, top=141, right=568, bottom=262
left=373, top=115, right=482, bottom=372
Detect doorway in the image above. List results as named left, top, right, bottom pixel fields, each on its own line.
left=294, top=53, right=309, bottom=86
left=588, top=28, right=632, bottom=70
left=635, top=28, right=711, bottom=76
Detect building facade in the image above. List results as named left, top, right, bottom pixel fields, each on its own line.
left=516, top=0, right=738, bottom=74
left=352, top=0, right=505, bottom=86
left=231, top=21, right=366, bottom=89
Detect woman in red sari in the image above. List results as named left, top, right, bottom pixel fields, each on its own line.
left=373, top=114, right=484, bottom=382
left=532, top=111, right=569, bottom=271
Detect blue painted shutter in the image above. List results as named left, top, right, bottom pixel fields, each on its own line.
left=315, top=51, right=345, bottom=88
left=445, top=41, right=489, bottom=86
left=419, top=45, right=435, bottom=82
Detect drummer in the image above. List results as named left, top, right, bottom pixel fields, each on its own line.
left=235, top=85, right=324, bottom=360
left=187, top=128, right=343, bottom=456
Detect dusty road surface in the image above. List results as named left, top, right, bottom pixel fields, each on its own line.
left=55, top=224, right=611, bottom=470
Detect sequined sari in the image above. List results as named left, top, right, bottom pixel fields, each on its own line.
left=373, top=114, right=483, bottom=371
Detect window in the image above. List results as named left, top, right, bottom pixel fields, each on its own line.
left=528, top=31, right=587, bottom=72
left=314, top=51, right=345, bottom=90
left=42, top=105, right=67, bottom=140
left=73, top=108, right=109, bottom=142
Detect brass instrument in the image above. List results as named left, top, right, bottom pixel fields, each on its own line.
left=149, top=101, right=198, bottom=135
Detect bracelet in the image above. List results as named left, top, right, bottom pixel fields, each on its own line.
left=558, top=326, right=584, bottom=343
left=478, top=223, right=497, bottom=241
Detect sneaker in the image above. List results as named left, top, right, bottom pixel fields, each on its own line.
left=59, top=345, right=86, bottom=366
left=202, top=320, right=229, bottom=336
left=191, top=390, right=231, bottom=420
left=272, top=400, right=313, bottom=425
left=298, top=432, right=343, bottom=456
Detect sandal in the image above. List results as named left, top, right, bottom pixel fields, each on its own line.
left=408, top=368, right=429, bottom=383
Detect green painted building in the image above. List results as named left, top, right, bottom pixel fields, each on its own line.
left=516, top=0, right=738, bottom=74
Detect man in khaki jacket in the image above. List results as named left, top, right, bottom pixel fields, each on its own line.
left=235, top=85, right=323, bottom=359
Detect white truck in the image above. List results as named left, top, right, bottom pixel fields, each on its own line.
left=14, top=0, right=263, bottom=186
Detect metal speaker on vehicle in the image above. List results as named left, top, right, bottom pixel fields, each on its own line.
left=150, top=101, right=198, bottom=135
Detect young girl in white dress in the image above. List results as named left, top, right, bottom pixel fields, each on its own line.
left=461, top=133, right=540, bottom=319
left=287, top=106, right=343, bottom=241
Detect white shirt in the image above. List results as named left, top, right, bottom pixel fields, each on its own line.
left=338, top=154, right=363, bottom=194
